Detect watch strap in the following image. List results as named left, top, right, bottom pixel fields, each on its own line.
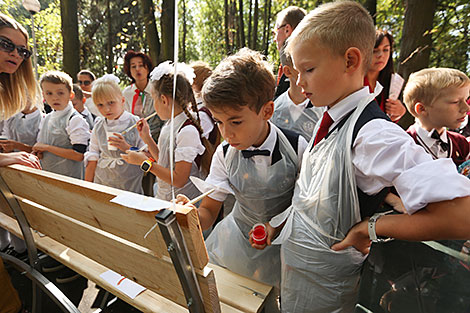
left=368, top=210, right=394, bottom=243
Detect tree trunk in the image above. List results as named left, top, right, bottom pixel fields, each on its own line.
left=106, top=0, right=112, bottom=73
left=398, top=0, right=437, bottom=80
left=224, top=0, right=230, bottom=54
left=60, top=0, right=80, bottom=78
left=251, top=0, right=259, bottom=50
left=397, top=0, right=437, bottom=130
left=161, top=0, right=175, bottom=61
left=238, top=0, right=245, bottom=47
left=181, top=0, right=186, bottom=62
left=362, top=0, right=377, bottom=24
left=262, top=0, right=271, bottom=55
left=247, top=0, right=252, bottom=48
left=140, top=0, right=160, bottom=65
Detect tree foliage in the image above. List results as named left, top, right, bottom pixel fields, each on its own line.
left=0, top=0, right=468, bottom=81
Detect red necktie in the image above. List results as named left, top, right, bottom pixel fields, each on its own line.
left=313, top=111, right=334, bottom=146
left=131, top=88, right=140, bottom=115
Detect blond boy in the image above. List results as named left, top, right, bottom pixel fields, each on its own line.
left=33, top=71, right=90, bottom=179
left=404, top=68, right=470, bottom=166
left=271, top=44, right=323, bottom=141
left=261, top=2, right=470, bottom=312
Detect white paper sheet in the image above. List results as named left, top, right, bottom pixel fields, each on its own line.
left=99, top=270, right=146, bottom=299
left=110, top=191, right=172, bottom=212
left=389, top=73, right=405, bottom=100
left=190, top=176, right=233, bottom=195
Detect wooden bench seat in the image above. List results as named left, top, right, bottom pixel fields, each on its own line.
left=0, top=165, right=273, bottom=313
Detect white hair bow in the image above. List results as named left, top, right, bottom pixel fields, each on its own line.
left=149, top=61, right=196, bottom=85
left=95, top=73, right=120, bottom=85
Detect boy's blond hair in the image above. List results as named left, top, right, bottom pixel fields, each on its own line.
left=202, top=48, right=275, bottom=113
left=91, top=76, right=122, bottom=105
left=286, top=1, right=375, bottom=73
left=403, top=68, right=470, bottom=117
left=191, top=61, right=212, bottom=92
left=40, top=71, right=73, bottom=92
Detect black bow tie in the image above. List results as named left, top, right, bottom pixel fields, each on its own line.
left=306, top=101, right=313, bottom=109
left=431, top=130, right=449, bottom=152
left=241, top=149, right=270, bottom=158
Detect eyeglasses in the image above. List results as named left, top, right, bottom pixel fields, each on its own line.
left=0, top=37, right=32, bottom=60
left=78, top=80, right=92, bottom=86
left=272, top=24, right=287, bottom=36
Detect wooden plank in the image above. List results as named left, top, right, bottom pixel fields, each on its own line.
left=0, top=212, right=264, bottom=313
left=0, top=212, right=188, bottom=313
left=12, top=199, right=220, bottom=313
left=211, top=264, right=273, bottom=313
left=0, top=165, right=208, bottom=270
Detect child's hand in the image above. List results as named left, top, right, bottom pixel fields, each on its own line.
left=175, top=194, right=197, bottom=209
left=385, top=99, right=406, bottom=122
left=121, top=150, right=147, bottom=166
left=331, top=220, right=371, bottom=255
left=249, top=222, right=279, bottom=250
left=0, top=152, right=41, bottom=169
left=0, top=140, right=18, bottom=153
left=108, top=132, right=131, bottom=151
left=385, top=192, right=406, bottom=213
left=32, top=143, right=49, bottom=153
left=136, top=119, right=152, bottom=142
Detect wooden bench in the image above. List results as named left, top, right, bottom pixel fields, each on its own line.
left=0, top=165, right=273, bottom=313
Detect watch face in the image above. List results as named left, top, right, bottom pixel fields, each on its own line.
left=141, top=161, right=151, bottom=172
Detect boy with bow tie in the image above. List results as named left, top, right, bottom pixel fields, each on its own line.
left=404, top=68, right=470, bottom=166
left=178, top=48, right=307, bottom=293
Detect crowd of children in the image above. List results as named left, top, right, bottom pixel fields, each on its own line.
left=1, top=1, right=470, bottom=313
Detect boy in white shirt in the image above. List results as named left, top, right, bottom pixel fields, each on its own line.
left=271, top=44, right=323, bottom=141
left=72, top=84, right=95, bottom=130
left=258, top=2, right=470, bottom=312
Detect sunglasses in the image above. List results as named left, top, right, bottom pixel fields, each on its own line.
left=78, top=80, right=92, bottom=86
left=0, top=37, right=32, bottom=60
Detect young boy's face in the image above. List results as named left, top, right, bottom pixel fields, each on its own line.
left=42, top=81, right=73, bottom=111
left=210, top=102, right=273, bottom=150
left=291, top=39, right=353, bottom=108
left=421, top=85, right=470, bottom=130
left=96, top=96, right=125, bottom=120
left=71, top=96, right=85, bottom=112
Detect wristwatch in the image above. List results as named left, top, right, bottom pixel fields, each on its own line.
left=368, top=210, right=394, bottom=243
left=140, top=157, right=155, bottom=173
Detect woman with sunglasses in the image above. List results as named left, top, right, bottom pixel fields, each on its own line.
left=0, top=12, right=42, bottom=313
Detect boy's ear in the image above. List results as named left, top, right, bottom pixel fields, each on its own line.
left=283, top=65, right=292, bottom=77
left=344, top=47, right=361, bottom=73
left=285, top=24, right=293, bottom=36
left=82, top=97, right=86, bottom=104
left=260, top=101, right=274, bottom=120
left=70, top=91, right=75, bottom=101
left=415, top=102, right=427, bottom=115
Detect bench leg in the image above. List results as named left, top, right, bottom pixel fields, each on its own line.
left=156, top=209, right=206, bottom=313
left=1, top=252, right=80, bottom=313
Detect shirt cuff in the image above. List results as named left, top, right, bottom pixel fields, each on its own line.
left=394, top=158, right=470, bottom=214
left=84, top=151, right=99, bottom=167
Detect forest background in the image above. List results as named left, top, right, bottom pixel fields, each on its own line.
left=1, top=0, right=469, bottom=93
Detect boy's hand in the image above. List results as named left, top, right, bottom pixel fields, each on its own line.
left=136, top=119, right=152, bottom=142
left=385, top=99, right=406, bottom=122
left=249, top=222, right=280, bottom=250
left=121, top=150, right=147, bottom=166
left=331, top=220, right=371, bottom=255
left=108, top=132, right=131, bottom=151
left=32, top=143, right=49, bottom=153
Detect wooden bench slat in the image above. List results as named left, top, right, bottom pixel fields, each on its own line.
left=11, top=198, right=220, bottom=313
left=1, top=165, right=209, bottom=271
left=0, top=212, right=269, bottom=313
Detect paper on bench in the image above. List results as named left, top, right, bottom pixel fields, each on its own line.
left=110, top=191, right=172, bottom=212
left=100, top=270, right=146, bottom=299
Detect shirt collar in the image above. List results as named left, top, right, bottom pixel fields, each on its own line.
left=415, top=121, right=448, bottom=146
left=327, top=87, right=370, bottom=128
left=106, top=110, right=133, bottom=126
left=52, top=102, right=73, bottom=117
left=244, top=121, right=276, bottom=154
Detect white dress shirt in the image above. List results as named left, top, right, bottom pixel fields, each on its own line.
left=206, top=122, right=308, bottom=202
left=324, top=87, right=470, bottom=214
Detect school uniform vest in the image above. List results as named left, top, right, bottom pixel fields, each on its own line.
left=407, top=125, right=469, bottom=167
